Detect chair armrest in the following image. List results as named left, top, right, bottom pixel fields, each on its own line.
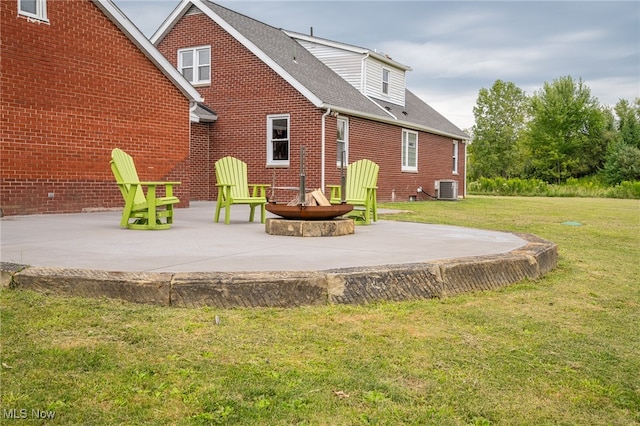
left=133, top=182, right=181, bottom=198
left=122, top=181, right=181, bottom=186
left=249, top=184, right=271, bottom=197
left=326, top=185, right=342, bottom=203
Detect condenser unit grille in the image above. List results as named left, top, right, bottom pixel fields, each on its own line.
left=437, top=180, right=458, bottom=200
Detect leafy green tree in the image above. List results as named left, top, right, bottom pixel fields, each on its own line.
left=614, top=98, right=640, bottom=148
left=603, top=98, right=640, bottom=184
left=603, top=143, right=640, bottom=184
left=523, top=76, right=608, bottom=182
left=469, top=80, right=528, bottom=179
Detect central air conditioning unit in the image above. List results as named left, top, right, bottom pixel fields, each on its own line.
left=435, top=180, right=458, bottom=201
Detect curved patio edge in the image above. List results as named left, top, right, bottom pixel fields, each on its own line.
left=1, top=233, right=558, bottom=308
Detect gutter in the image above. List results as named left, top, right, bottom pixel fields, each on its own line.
left=321, top=103, right=470, bottom=141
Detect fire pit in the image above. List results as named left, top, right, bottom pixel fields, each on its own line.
left=265, top=147, right=355, bottom=237
left=266, top=203, right=353, bottom=220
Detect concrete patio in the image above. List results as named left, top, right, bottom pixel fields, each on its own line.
left=0, top=202, right=558, bottom=308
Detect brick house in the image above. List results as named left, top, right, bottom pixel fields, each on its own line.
left=0, top=0, right=210, bottom=216
left=153, top=0, right=470, bottom=203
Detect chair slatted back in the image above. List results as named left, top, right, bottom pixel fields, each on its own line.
left=346, top=159, right=379, bottom=201
left=215, top=156, right=250, bottom=199
left=111, top=148, right=146, bottom=205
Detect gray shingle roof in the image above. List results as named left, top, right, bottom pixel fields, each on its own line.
left=371, top=91, right=469, bottom=139
left=198, top=0, right=469, bottom=139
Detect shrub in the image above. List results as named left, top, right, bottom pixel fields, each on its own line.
left=468, top=177, right=639, bottom=199
left=606, top=181, right=640, bottom=199
left=468, top=177, right=548, bottom=196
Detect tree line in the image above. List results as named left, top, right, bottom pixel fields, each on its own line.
left=468, top=76, right=640, bottom=185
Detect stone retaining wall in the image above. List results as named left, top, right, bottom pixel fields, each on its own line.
left=1, top=233, right=557, bottom=308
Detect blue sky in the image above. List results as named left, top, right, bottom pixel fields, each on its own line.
left=114, top=0, right=640, bottom=131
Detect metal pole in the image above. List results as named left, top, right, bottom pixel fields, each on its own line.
left=340, top=150, right=346, bottom=203
left=300, top=146, right=306, bottom=206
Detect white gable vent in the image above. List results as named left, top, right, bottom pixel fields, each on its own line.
left=435, top=180, right=458, bottom=201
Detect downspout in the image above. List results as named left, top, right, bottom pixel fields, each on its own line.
left=189, top=101, right=199, bottom=122
left=321, top=107, right=332, bottom=192
left=361, top=53, right=370, bottom=93
left=463, top=141, right=468, bottom=198
left=189, top=101, right=197, bottom=204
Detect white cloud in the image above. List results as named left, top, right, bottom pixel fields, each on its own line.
left=115, top=0, right=639, bottom=130
left=586, top=76, right=640, bottom=108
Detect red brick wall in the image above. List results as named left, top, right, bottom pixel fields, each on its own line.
left=190, top=122, right=212, bottom=199
left=327, top=117, right=465, bottom=202
left=158, top=11, right=326, bottom=203
left=157, top=8, right=465, bottom=204
left=0, top=0, right=192, bottom=215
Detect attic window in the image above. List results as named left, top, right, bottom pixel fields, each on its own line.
left=382, top=69, right=390, bottom=95
left=18, top=0, right=47, bottom=22
left=178, top=46, right=211, bottom=86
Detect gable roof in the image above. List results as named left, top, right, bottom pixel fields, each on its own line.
left=284, top=30, right=413, bottom=72
left=92, top=0, right=203, bottom=104
left=153, top=0, right=468, bottom=140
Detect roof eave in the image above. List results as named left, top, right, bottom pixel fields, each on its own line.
left=285, top=30, right=412, bottom=71
left=322, top=104, right=470, bottom=141
left=92, top=0, right=203, bottom=103
left=171, top=0, right=324, bottom=108
left=150, top=0, right=192, bottom=45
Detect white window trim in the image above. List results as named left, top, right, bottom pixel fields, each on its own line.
left=452, top=140, right=459, bottom=174
left=267, top=114, right=290, bottom=167
left=382, top=68, right=390, bottom=95
left=177, top=45, right=211, bottom=86
left=402, top=129, right=418, bottom=172
left=18, top=0, right=48, bottom=22
left=336, top=117, right=349, bottom=167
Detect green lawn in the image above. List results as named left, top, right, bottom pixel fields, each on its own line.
left=1, top=196, right=639, bottom=425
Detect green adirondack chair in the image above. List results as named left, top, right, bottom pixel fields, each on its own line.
left=214, top=156, right=270, bottom=224
left=110, top=148, right=180, bottom=230
left=327, top=159, right=379, bottom=225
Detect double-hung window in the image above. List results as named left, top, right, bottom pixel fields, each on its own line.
left=336, top=118, right=349, bottom=167
left=18, top=0, right=47, bottom=21
left=382, top=69, right=390, bottom=95
left=452, top=140, right=459, bottom=174
left=267, top=114, right=290, bottom=166
left=178, top=46, right=210, bottom=85
left=402, top=129, right=418, bottom=172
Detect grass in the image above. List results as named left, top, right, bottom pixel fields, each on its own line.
left=1, top=196, right=639, bottom=425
